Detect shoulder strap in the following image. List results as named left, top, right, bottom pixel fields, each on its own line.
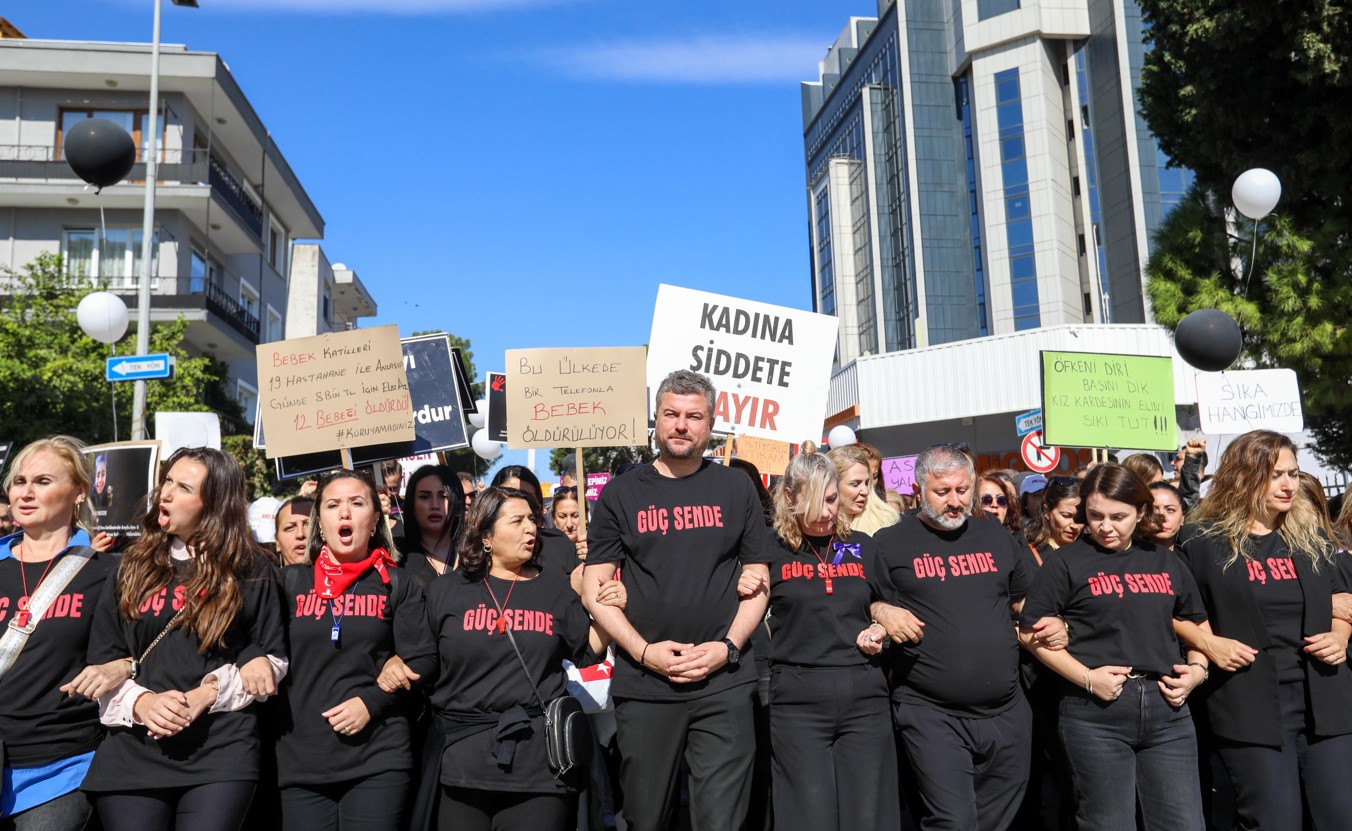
left=0, top=549, right=96, bottom=679
left=501, top=620, right=549, bottom=713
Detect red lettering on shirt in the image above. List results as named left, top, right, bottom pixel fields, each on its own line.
left=0, top=592, right=85, bottom=622
left=1265, top=557, right=1297, bottom=581
left=635, top=504, right=724, bottom=536
left=1124, top=572, right=1175, bottom=595
left=460, top=603, right=555, bottom=635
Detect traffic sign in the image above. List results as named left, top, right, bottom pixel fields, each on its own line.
left=106, top=353, right=175, bottom=382
left=1021, top=430, right=1061, bottom=474
left=1015, top=408, right=1043, bottom=437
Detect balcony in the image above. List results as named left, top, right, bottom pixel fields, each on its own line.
left=101, top=275, right=262, bottom=362
left=0, top=144, right=265, bottom=243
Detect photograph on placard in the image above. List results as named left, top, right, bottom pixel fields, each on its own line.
left=83, top=440, right=161, bottom=537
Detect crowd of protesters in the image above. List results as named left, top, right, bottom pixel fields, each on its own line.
left=3, top=369, right=1351, bottom=831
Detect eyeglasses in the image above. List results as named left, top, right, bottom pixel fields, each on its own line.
left=980, top=494, right=1009, bottom=507
left=554, top=486, right=579, bottom=498
left=1049, top=476, right=1079, bottom=487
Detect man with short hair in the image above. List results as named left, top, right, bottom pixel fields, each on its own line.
left=583, top=369, right=773, bottom=831
left=871, top=445, right=1041, bottom=831
left=0, top=494, right=13, bottom=536
left=456, top=471, right=476, bottom=509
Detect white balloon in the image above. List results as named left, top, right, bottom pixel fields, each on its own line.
left=467, top=399, right=488, bottom=429
left=1232, top=168, right=1282, bottom=220
left=471, top=429, right=502, bottom=461
left=76, top=291, right=129, bottom=344
left=827, top=425, right=857, bottom=448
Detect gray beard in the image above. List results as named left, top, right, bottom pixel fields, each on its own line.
left=921, top=502, right=968, bottom=531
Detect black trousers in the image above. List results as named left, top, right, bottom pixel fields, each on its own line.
left=437, top=788, right=572, bottom=831
left=1218, top=681, right=1352, bottom=830
left=0, top=789, right=92, bottom=831
left=893, top=695, right=1031, bottom=831
left=93, top=781, right=255, bottom=831
left=279, top=770, right=409, bottom=831
left=770, top=664, right=899, bottom=831
left=613, top=683, right=757, bottom=831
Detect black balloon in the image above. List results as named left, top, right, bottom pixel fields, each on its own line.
left=1174, top=308, right=1243, bottom=372
left=63, top=118, right=136, bottom=190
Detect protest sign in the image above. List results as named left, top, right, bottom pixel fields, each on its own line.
left=451, top=347, right=478, bottom=414
left=733, top=434, right=792, bottom=478
left=486, top=371, right=508, bottom=444
left=882, top=455, right=917, bottom=493
left=1196, top=368, right=1304, bottom=434
left=256, top=325, right=414, bottom=458
left=646, top=284, right=839, bottom=443
left=505, top=347, right=648, bottom=449
left=585, top=472, right=611, bottom=501
left=155, top=412, right=221, bottom=458
left=84, top=441, right=161, bottom=537
left=1041, top=350, right=1176, bottom=451
left=0, top=441, right=11, bottom=473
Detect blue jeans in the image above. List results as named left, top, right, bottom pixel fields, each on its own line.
left=1058, top=678, right=1204, bottom=831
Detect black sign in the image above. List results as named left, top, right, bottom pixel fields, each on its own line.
left=0, top=441, right=10, bottom=475
left=486, top=371, right=508, bottom=444
left=451, top=346, right=478, bottom=414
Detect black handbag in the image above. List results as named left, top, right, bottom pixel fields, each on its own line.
left=500, top=622, right=593, bottom=777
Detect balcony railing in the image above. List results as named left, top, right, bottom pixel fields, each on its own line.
left=0, top=144, right=264, bottom=240
left=100, top=275, right=261, bottom=344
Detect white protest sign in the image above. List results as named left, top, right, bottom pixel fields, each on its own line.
left=1195, top=368, right=1304, bottom=434
left=646, top=284, right=840, bottom=443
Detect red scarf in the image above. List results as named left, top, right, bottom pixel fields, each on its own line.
left=315, top=546, right=394, bottom=599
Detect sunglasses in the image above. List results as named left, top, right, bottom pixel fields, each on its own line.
left=1049, top=476, right=1079, bottom=486
left=554, top=486, right=579, bottom=498
left=980, top=494, right=1009, bottom=507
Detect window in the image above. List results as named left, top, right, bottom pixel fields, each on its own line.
left=236, top=380, right=258, bottom=425
left=59, top=107, right=166, bottom=163
left=62, top=228, right=157, bottom=288
left=239, top=278, right=260, bottom=319
left=269, top=226, right=279, bottom=271
left=322, top=288, right=333, bottom=327
left=265, top=305, right=283, bottom=343
left=189, top=248, right=223, bottom=293
left=977, top=0, right=1020, bottom=21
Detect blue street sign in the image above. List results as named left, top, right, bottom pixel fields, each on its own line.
left=106, top=353, right=175, bottom=382
left=1015, top=408, right=1043, bottom=437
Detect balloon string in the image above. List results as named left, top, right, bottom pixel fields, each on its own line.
left=1242, top=217, right=1259, bottom=296
left=110, top=343, right=118, bottom=442
left=98, top=194, right=108, bottom=272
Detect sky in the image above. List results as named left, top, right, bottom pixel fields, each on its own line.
left=15, top=0, right=869, bottom=479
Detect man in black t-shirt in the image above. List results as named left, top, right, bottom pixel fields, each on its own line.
left=584, top=370, right=773, bottom=831
left=871, top=445, right=1034, bottom=831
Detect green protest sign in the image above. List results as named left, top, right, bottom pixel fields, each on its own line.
left=1041, top=350, right=1176, bottom=450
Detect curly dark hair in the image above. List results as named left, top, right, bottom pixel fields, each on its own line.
left=1080, top=463, right=1164, bottom=541
left=455, top=486, right=539, bottom=582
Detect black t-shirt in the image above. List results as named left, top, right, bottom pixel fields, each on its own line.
left=587, top=461, right=777, bottom=701
left=1021, top=538, right=1207, bottom=675
left=83, top=554, right=286, bottom=791
left=275, top=565, right=437, bottom=787
left=425, top=568, right=590, bottom=793
left=873, top=516, right=1032, bottom=717
left=766, top=533, right=893, bottom=668
left=401, top=549, right=447, bottom=590
left=0, top=543, right=114, bottom=767
left=1244, top=533, right=1307, bottom=684
left=537, top=528, right=580, bottom=577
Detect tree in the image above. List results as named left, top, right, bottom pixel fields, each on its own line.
left=1145, top=185, right=1352, bottom=468
left=549, top=444, right=657, bottom=480
left=0, top=253, right=241, bottom=449
left=1138, top=0, right=1352, bottom=467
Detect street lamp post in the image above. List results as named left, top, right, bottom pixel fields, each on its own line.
left=131, top=0, right=197, bottom=440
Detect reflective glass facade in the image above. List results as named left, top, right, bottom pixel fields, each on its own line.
left=994, top=69, right=1040, bottom=330
left=957, top=75, right=989, bottom=336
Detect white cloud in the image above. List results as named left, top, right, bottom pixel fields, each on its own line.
left=202, top=0, right=577, bottom=13
left=545, top=34, right=826, bottom=84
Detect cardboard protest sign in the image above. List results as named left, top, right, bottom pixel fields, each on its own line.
left=1041, top=351, right=1176, bottom=451
left=155, top=412, right=221, bottom=458
left=256, top=325, right=414, bottom=458
left=486, top=371, right=508, bottom=444
left=882, top=455, right=918, bottom=493
left=505, top=347, right=648, bottom=449
left=1195, top=368, right=1303, bottom=434
left=733, top=434, right=792, bottom=478
left=646, top=284, right=839, bottom=443
left=84, top=441, right=161, bottom=537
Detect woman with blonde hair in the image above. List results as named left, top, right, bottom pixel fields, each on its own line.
left=1175, top=430, right=1352, bottom=829
left=0, top=437, right=119, bottom=830
left=828, top=445, right=898, bottom=535
left=80, top=448, right=286, bottom=831
left=761, top=448, right=898, bottom=831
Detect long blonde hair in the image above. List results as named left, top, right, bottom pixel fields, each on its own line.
left=1189, top=430, right=1334, bottom=570
left=3, top=436, right=96, bottom=534
left=773, top=445, right=852, bottom=550
left=828, top=444, right=899, bottom=534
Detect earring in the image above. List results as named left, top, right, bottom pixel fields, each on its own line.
left=482, top=541, right=493, bottom=555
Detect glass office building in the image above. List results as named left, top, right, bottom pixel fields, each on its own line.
left=803, top=0, right=1193, bottom=365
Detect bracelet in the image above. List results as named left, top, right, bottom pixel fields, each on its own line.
left=1083, top=669, right=1093, bottom=695
left=640, top=643, right=651, bottom=668
left=1187, top=661, right=1210, bottom=681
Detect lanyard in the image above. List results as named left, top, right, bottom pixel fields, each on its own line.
left=804, top=535, right=836, bottom=595
left=484, top=572, right=521, bottom=634
left=329, top=582, right=362, bottom=645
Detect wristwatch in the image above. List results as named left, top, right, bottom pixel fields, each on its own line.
left=721, top=638, right=741, bottom=666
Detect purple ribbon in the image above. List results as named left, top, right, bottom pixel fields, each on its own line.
left=831, top=542, right=862, bottom=565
